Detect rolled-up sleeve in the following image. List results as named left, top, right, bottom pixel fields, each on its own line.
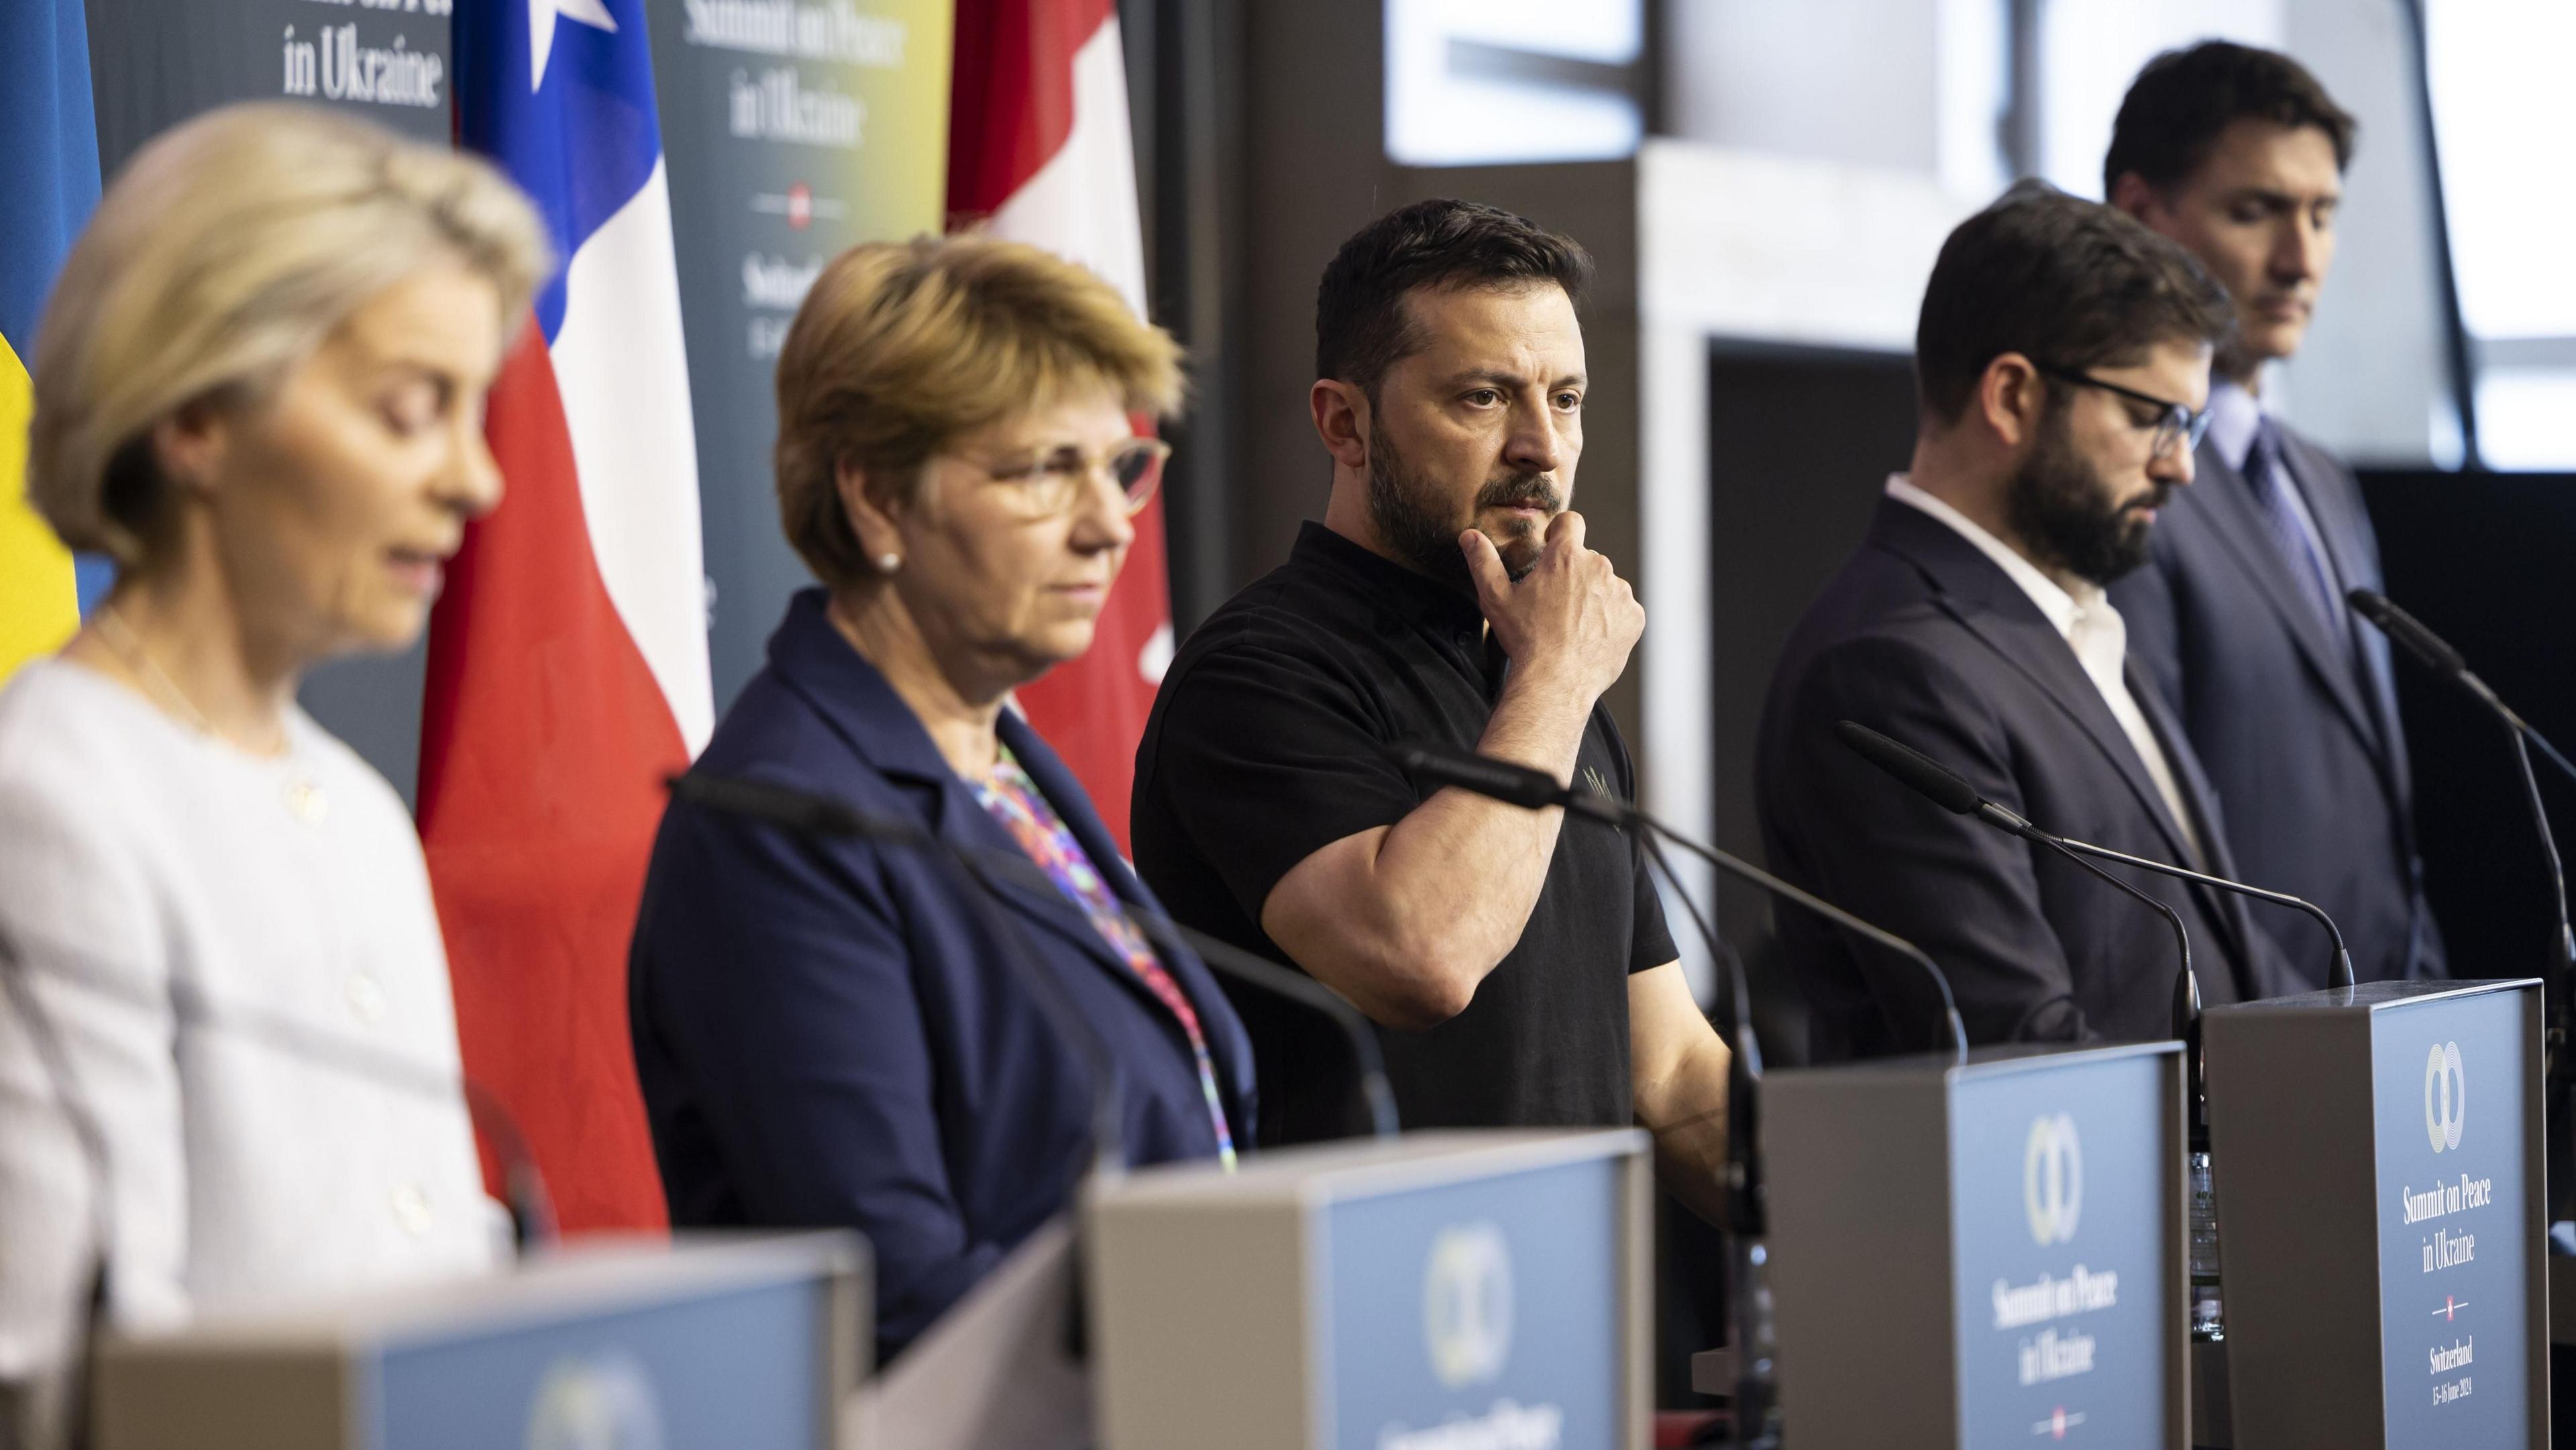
left=1143, top=637, right=1422, bottom=927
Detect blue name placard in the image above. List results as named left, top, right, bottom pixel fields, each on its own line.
left=2372, top=989, right=2533, bottom=1441
left=1319, top=1155, right=1626, bottom=1450
left=371, top=1277, right=836, bottom=1450
left=1949, top=1052, right=2172, bottom=1447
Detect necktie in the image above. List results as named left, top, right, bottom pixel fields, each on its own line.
left=2243, top=417, right=2345, bottom=643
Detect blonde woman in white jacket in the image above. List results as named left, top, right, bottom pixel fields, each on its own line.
left=0, top=103, right=551, bottom=1446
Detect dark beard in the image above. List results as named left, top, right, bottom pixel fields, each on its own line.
left=2003, top=403, right=2167, bottom=586
left=1364, top=413, right=1562, bottom=586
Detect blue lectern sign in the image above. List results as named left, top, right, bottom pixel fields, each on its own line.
left=1321, top=1155, right=1625, bottom=1450
left=2372, top=989, right=2533, bottom=1441
left=375, top=1274, right=838, bottom=1450
left=1949, top=1051, right=2172, bottom=1447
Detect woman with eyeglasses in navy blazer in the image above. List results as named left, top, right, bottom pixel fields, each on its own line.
left=627, top=236, right=1252, bottom=1366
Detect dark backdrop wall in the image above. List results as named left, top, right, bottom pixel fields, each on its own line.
left=2360, top=471, right=2576, bottom=987
left=1703, top=343, right=1921, bottom=1062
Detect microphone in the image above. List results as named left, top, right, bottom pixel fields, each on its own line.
left=0, top=919, right=561, bottom=1249
left=665, top=772, right=1128, bottom=1175
left=2347, top=588, right=2575, bottom=981
left=0, top=919, right=112, bottom=1450
left=2349, top=587, right=2576, bottom=1228
left=1832, top=721, right=2355, bottom=992
left=2348, top=590, right=2576, bottom=778
left=1836, top=723, right=2207, bottom=1128
left=1386, top=739, right=1799, bottom=1446
left=1836, top=721, right=2198, bottom=1006
left=1389, top=739, right=1969, bottom=1063
left=663, top=772, right=1401, bottom=1141
left=0, top=913, right=562, bottom=1450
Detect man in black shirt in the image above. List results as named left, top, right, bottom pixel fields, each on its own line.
left=1133, top=200, right=1731, bottom=1218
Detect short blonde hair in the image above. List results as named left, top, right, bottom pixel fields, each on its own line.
left=28, top=103, right=553, bottom=566
left=773, top=235, right=1184, bottom=588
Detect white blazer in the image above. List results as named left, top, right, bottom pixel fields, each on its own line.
left=0, top=661, right=497, bottom=1443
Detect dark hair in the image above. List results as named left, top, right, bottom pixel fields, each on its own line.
left=1314, top=199, right=1593, bottom=398
left=1915, top=181, right=2234, bottom=424
left=2104, top=42, right=2356, bottom=197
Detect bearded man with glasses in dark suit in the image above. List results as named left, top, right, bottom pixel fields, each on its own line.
left=1756, top=183, right=2302, bottom=1061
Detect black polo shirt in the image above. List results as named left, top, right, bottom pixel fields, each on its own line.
left=1132, top=521, right=1676, bottom=1144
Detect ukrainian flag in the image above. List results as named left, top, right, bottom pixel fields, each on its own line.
left=0, top=0, right=103, bottom=683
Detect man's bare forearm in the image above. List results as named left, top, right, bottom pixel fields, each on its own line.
left=1260, top=662, right=1602, bottom=1026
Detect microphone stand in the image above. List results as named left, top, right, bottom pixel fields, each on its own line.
left=0, top=921, right=111, bottom=1450
left=1631, top=831, right=1777, bottom=1450
left=1836, top=722, right=2226, bottom=1336
left=1114, top=905, right=1399, bottom=1141
left=664, top=773, right=1126, bottom=1181
left=1392, top=741, right=1972, bottom=1062
left=0, top=915, right=566, bottom=1450
left=2349, top=588, right=2576, bottom=1229
left=2010, top=830, right=2354, bottom=992
left=665, top=771, right=1401, bottom=1142
left=1390, top=738, right=1981, bottom=1450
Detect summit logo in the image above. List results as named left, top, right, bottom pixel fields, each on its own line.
left=2024, top=1114, right=2084, bottom=1247
left=1424, top=1222, right=1515, bottom=1390
left=2426, top=1041, right=2466, bottom=1154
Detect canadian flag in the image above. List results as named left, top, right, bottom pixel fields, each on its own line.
left=422, top=0, right=709, bottom=1231
left=949, top=0, right=1170, bottom=851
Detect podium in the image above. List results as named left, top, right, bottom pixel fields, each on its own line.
left=91, top=1233, right=864, bottom=1450
left=2202, top=978, right=2548, bottom=1448
left=1084, top=1129, right=1652, bottom=1450
left=1764, top=1041, right=2188, bottom=1448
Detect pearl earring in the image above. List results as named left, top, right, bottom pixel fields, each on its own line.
left=875, top=553, right=902, bottom=574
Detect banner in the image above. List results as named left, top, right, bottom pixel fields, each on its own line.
left=648, top=0, right=955, bottom=706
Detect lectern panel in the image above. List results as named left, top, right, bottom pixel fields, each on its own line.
left=91, top=1235, right=863, bottom=1450
left=2369, top=988, right=2531, bottom=1440
left=2203, top=977, right=2548, bottom=1449
left=1320, top=1155, right=1625, bottom=1450
left=1949, top=1052, right=2171, bottom=1449
left=371, top=1277, right=835, bottom=1449
left=1765, top=1042, right=2186, bottom=1449
left=1084, top=1129, right=1652, bottom=1450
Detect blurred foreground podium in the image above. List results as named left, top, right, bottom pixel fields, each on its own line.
left=91, top=1233, right=863, bottom=1450
left=1086, top=1128, right=1652, bottom=1450
left=1764, top=1041, right=2189, bottom=1447
left=2202, top=978, right=2548, bottom=1448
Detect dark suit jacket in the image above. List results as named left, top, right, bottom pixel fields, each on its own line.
left=2108, top=424, right=2443, bottom=985
left=629, top=590, right=1255, bottom=1364
left=1756, top=497, right=2300, bottom=1060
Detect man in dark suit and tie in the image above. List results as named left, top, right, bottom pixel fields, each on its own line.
left=2104, top=43, right=2441, bottom=986
left=1758, top=184, right=2299, bottom=1061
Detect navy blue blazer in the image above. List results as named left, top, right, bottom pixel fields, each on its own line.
left=2108, top=426, right=2444, bottom=985
left=629, top=590, right=1255, bottom=1364
left=1757, top=498, right=2301, bottom=1060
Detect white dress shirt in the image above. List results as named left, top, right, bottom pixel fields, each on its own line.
left=1886, top=475, right=2206, bottom=864
left=0, top=660, right=498, bottom=1445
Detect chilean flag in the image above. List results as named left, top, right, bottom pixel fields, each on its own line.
left=427, top=0, right=710, bottom=1231
left=950, top=0, right=1169, bottom=852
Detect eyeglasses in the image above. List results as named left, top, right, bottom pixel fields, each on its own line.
left=2034, top=362, right=2211, bottom=460
left=955, top=437, right=1172, bottom=519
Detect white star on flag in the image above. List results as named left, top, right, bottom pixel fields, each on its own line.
left=531, top=0, right=619, bottom=92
